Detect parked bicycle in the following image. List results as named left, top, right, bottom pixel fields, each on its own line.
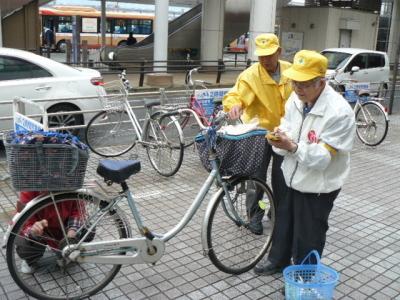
left=85, top=71, right=184, bottom=177
left=329, top=79, right=389, bottom=146
left=155, top=67, right=235, bottom=147
left=5, top=112, right=275, bottom=300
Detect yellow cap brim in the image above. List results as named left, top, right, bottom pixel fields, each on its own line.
left=282, top=67, right=321, bottom=82
left=254, top=45, right=279, bottom=57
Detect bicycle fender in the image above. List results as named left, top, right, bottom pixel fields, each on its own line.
left=363, top=100, right=389, bottom=118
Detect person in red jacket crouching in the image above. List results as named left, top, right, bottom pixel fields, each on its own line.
left=16, top=191, right=94, bottom=274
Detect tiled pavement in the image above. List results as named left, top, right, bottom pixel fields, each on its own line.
left=0, top=115, right=400, bottom=300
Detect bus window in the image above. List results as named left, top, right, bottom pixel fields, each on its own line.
left=57, top=17, right=72, bottom=33
left=128, top=19, right=152, bottom=35
left=114, top=19, right=127, bottom=34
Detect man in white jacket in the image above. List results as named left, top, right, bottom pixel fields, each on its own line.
left=254, top=50, right=356, bottom=275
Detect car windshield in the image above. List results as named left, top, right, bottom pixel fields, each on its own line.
left=321, top=51, right=352, bottom=70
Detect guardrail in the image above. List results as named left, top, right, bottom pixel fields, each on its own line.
left=65, top=58, right=252, bottom=87
left=0, top=89, right=192, bottom=133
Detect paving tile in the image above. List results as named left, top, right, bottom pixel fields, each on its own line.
left=1, top=114, right=400, bottom=300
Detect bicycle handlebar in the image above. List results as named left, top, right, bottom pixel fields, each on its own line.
left=161, top=109, right=227, bottom=131
left=186, top=67, right=201, bottom=87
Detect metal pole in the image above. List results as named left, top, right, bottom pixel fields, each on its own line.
left=154, top=0, right=169, bottom=72
left=388, top=30, right=400, bottom=115
left=72, top=16, right=81, bottom=64
left=101, top=0, right=106, bottom=49
left=0, top=8, right=3, bottom=47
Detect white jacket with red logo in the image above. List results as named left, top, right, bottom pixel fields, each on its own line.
left=273, top=84, right=356, bottom=193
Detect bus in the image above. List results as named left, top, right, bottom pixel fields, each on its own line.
left=39, top=6, right=154, bottom=52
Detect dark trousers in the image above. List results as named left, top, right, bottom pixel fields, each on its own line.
left=16, top=237, right=46, bottom=265
left=247, top=141, right=285, bottom=219
left=268, top=187, right=340, bottom=266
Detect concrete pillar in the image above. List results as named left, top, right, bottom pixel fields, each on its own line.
left=388, top=0, right=400, bottom=65
left=0, top=8, right=3, bottom=48
left=101, top=0, right=106, bottom=49
left=248, top=0, right=277, bottom=61
left=154, top=0, right=169, bottom=72
left=200, top=0, right=225, bottom=66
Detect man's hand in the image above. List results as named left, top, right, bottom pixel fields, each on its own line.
left=30, top=219, right=48, bottom=237
left=267, top=128, right=298, bottom=153
left=228, top=104, right=243, bottom=120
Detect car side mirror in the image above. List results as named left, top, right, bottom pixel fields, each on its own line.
left=350, top=66, right=360, bottom=75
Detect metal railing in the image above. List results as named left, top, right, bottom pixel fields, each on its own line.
left=0, top=89, right=193, bottom=133
left=65, top=58, right=251, bottom=87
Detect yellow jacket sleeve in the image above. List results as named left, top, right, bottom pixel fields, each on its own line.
left=223, top=61, right=293, bottom=131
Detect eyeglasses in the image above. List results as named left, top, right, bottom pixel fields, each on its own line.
left=291, top=78, right=321, bottom=89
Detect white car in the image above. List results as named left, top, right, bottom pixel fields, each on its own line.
left=0, top=47, right=105, bottom=134
left=321, top=48, right=389, bottom=91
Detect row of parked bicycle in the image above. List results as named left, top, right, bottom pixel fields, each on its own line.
left=84, top=68, right=238, bottom=177
left=84, top=68, right=390, bottom=178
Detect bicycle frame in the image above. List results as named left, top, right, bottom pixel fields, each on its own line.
left=7, top=111, right=242, bottom=266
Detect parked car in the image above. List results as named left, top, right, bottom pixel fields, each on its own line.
left=0, top=47, right=104, bottom=134
left=321, top=48, right=389, bottom=91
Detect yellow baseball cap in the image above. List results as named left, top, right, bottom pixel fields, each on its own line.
left=283, top=50, right=328, bottom=81
left=254, top=33, right=280, bottom=56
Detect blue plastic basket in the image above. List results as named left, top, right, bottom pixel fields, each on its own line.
left=283, top=250, right=339, bottom=300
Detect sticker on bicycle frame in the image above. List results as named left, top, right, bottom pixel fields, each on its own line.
left=195, top=88, right=230, bottom=117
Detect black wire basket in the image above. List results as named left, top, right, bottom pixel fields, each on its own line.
left=195, top=129, right=266, bottom=177
left=4, top=133, right=89, bottom=191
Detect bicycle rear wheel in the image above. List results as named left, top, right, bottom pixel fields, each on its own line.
left=85, top=110, right=137, bottom=157
left=355, top=101, right=388, bottom=146
left=6, top=192, right=130, bottom=300
left=204, top=177, right=274, bottom=274
left=142, top=112, right=184, bottom=177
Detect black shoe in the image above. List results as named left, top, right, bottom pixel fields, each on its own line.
left=254, top=260, right=285, bottom=276
left=249, top=219, right=263, bottom=235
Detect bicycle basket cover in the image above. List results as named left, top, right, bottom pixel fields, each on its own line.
left=196, top=129, right=266, bottom=176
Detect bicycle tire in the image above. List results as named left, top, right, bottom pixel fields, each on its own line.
left=355, top=101, right=388, bottom=146
left=142, top=112, right=184, bottom=177
left=85, top=110, right=137, bottom=157
left=205, top=176, right=274, bottom=274
left=6, top=192, right=130, bottom=300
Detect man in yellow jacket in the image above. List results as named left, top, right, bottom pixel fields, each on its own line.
left=223, top=33, right=292, bottom=235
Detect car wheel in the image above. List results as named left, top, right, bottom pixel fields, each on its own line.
left=57, top=40, right=67, bottom=53
left=47, top=103, right=84, bottom=136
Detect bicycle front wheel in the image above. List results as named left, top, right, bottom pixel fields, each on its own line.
left=142, top=112, right=184, bottom=177
left=205, top=177, right=274, bottom=274
left=355, top=102, right=388, bottom=146
left=85, top=110, right=138, bottom=157
left=6, top=192, right=130, bottom=300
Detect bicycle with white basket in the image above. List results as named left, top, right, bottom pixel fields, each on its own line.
left=85, top=70, right=185, bottom=177
left=5, top=111, right=275, bottom=300
left=329, top=78, right=389, bottom=146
